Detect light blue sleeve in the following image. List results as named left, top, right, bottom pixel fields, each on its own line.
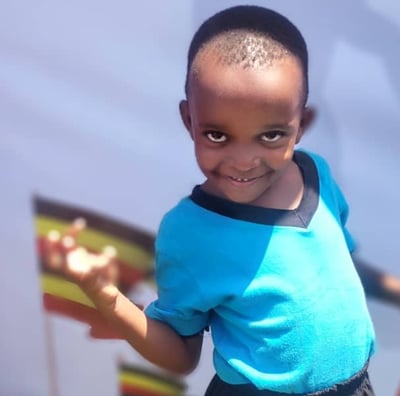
left=145, top=251, right=210, bottom=336
left=304, top=150, right=357, bottom=252
left=330, top=180, right=357, bottom=253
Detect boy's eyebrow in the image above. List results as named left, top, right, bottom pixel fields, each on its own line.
left=197, top=121, right=296, bottom=131
left=197, top=122, right=226, bottom=130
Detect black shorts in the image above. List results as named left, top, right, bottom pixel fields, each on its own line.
left=204, top=363, right=375, bottom=396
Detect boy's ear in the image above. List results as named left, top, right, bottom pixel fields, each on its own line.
left=296, top=106, right=317, bottom=143
left=179, top=100, right=193, bottom=137
left=301, top=106, right=317, bottom=133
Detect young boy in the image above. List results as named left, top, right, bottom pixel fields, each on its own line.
left=47, top=5, right=376, bottom=395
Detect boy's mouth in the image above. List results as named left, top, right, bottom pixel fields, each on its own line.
left=228, top=176, right=258, bottom=183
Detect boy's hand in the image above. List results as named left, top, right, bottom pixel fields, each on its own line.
left=43, top=218, right=120, bottom=309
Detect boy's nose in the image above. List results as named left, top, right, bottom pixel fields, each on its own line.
left=228, top=146, right=261, bottom=172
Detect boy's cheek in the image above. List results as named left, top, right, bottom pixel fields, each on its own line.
left=195, top=149, right=219, bottom=168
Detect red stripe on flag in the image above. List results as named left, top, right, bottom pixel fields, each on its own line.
left=43, top=293, right=123, bottom=339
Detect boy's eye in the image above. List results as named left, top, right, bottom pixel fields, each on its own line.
left=260, top=131, right=284, bottom=142
left=205, top=131, right=227, bottom=143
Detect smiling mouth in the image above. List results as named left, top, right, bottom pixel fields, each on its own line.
left=228, top=176, right=258, bottom=183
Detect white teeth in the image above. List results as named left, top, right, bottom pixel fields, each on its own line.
left=232, top=177, right=249, bottom=182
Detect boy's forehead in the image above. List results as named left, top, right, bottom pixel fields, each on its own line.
left=188, top=57, right=304, bottom=113
left=189, top=49, right=303, bottom=94
left=187, top=35, right=306, bottom=106
left=192, top=31, right=289, bottom=70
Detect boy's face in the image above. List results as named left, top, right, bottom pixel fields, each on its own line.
left=180, top=54, right=312, bottom=205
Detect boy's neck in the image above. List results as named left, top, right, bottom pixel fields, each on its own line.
left=252, top=161, right=304, bottom=210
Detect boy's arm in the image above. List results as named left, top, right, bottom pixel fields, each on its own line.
left=44, top=221, right=203, bottom=375
left=352, top=255, right=400, bottom=307
left=90, top=288, right=203, bottom=374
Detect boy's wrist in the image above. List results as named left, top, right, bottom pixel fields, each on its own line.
left=83, top=283, right=121, bottom=313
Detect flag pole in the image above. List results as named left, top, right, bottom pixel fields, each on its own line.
left=33, top=194, right=60, bottom=396
left=44, top=312, right=60, bottom=396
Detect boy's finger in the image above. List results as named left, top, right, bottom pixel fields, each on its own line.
left=92, top=253, right=109, bottom=268
left=62, top=235, right=76, bottom=251
left=64, top=217, right=87, bottom=238
left=47, top=230, right=61, bottom=243
left=61, top=217, right=87, bottom=253
left=66, top=247, right=90, bottom=274
left=43, top=230, right=64, bottom=270
left=103, top=246, right=119, bottom=281
left=102, top=245, right=117, bottom=260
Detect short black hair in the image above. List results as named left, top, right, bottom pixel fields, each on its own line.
left=184, top=5, right=309, bottom=103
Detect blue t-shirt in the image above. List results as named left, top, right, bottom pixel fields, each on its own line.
left=146, top=150, right=375, bottom=394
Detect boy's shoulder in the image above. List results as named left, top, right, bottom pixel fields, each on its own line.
left=158, top=193, right=199, bottom=229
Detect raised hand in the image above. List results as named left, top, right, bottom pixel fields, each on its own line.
left=43, top=218, right=120, bottom=309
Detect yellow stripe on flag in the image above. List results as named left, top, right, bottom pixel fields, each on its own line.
left=35, top=216, right=153, bottom=270
left=119, top=372, right=182, bottom=396
left=41, top=273, right=95, bottom=308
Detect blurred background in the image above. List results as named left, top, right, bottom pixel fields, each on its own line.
left=1, top=1, right=400, bottom=395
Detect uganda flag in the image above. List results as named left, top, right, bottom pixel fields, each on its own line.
left=119, top=364, right=186, bottom=396
left=33, top=195, right=155, bottom=339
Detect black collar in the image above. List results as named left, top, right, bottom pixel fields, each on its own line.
left=190, top=151, right=319, bottom=227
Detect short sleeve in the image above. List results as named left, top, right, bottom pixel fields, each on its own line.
left=331, top=179, right=357, bottom=253
left=145, top=251, right=210, bottom=336
left=306, top=150, right=357, bottom=253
